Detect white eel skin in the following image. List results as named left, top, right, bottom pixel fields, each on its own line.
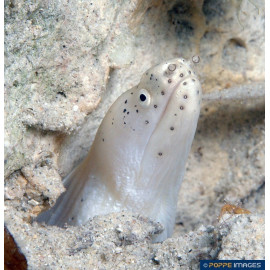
left=37, top=58, right=202, bottom=242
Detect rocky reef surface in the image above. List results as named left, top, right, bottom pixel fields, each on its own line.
left=4, top=0, right=264, bottom=269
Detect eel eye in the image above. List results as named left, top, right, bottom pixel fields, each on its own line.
left=140, top=94, right=146, bottom=101
left=138, top=89, right=151, bottom=107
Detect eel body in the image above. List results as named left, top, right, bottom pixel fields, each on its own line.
left=37, top=58, right=202, bottom=242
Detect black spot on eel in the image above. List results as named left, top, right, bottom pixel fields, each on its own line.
left=37, top=58, right=202, bottom=242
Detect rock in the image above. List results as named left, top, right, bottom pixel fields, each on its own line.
left=5, top=211, right=264, bottom=269
left=4, top=226, right=27, bottom=270
left=218, top=215, right=265, bottom=260
left=4, top=0, right=264, bottom=268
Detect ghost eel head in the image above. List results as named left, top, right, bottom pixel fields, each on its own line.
left=91, top=58, right=202, bottom=239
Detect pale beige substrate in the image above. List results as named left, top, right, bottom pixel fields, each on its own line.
left=4, top=0, right=265, bottom=268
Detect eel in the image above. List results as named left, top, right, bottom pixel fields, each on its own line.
left=37, top=58, right=202, bottom=242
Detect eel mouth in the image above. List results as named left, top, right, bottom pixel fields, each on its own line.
left=159, top=80, right=183, bottom=120
left=137, top=75, right=184, bottom=169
